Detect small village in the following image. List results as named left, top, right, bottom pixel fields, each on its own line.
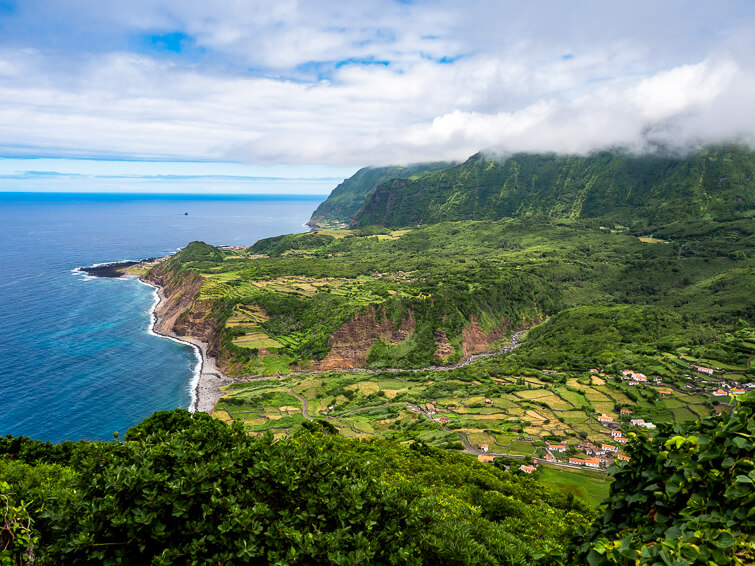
left=464, top=364, right=752, bottom=474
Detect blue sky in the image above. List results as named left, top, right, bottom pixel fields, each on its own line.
left=0, top=0, right=753, bottom=193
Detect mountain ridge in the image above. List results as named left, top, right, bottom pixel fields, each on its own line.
left=306, top=161, right=454, bottom=228
left=309, top=146, right=755, bottom=229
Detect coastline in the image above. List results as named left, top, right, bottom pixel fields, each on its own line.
left=138, top=278, right=231, bottom=414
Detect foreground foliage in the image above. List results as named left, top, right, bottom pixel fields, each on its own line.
left=1, top=411, right=591, bottom=565
left=565, top=394, right=755, bottom=565
left=1, top=397, right=754, bottom=564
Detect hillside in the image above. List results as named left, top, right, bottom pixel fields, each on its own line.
left=307, top=161, right=453, bottom=228
left=146, top=215, right=755, bottom=381
left=348, top=146, right=755, bottom=228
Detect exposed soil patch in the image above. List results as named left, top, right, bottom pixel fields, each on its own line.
left=314, top=307, right=415, bottom=370
left=434, top=330, right=454, bottom=360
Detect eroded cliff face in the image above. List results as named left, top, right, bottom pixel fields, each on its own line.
left=434, top=330, right=454, bottom=360
left=145, top=263, right=534, bottom=376
left=313, top=307, right=415, bottom=370
left=144, top=265, right=221, bottom=353
left=435, top=315, right=539, bottom=362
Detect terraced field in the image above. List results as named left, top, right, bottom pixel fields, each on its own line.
left=214, top=366, right=714, bottom=464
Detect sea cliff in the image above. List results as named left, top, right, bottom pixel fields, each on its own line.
left=142, top=262, right=231, bottom=413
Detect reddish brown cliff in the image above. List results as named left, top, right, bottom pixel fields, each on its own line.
left=313, top=307, right=415, bottom=370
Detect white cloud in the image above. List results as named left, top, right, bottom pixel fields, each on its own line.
left=0, top=1, right=752, bottom=171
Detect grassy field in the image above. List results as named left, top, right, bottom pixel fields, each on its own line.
left=214, top=361, right=713, bottom=466
left=537, top=465, right=612, bottom=506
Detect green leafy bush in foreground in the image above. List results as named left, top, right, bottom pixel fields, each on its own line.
left=1, top=399, right=754, bottom=565
left=564, top=393, right=755, bottom=565
left=1, top=410, right=590, bottom=565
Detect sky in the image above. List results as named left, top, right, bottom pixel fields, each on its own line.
left=0, top=0, right=753, bottom=193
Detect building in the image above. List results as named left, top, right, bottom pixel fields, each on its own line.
left=611, top=430, right=623, bottom=438
left=485, top=398, right=493, bottom=404
left=569, top=457, right=585, bottom=465
left=438, top=417, right=450, bottom=424
left=479, top=444, right=489, bottom=453
left=629, top=418, right=656, bottom=429
left=520, top=465, right=536, bottom=474
left=615, top=437, right=629, bottom=444
left=425, top=403, right=436, bottom=414
left=620, top=409, right=633, bottom=415
left=597, top=414, right=613, bottom=423
left=616, top=454, right=631, bottom=462
left=579, top=442, right=604, bottom=456
left=733, top=389, right=746, bottom=395
left=692, top=365, right=715, bottom=376
left=584, top=457, right=600, bottom=468
left=602, top=444, right=619, bottom=453
left=477, top=454, right=494, bottom=463
left=658, top=389, right=673, bottom=396
left=712, top=389, right=728, bottom=397
left=547, top=443, right=567, bottom=453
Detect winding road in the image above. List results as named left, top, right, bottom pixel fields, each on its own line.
left=281, top=390, right=313, bottom=422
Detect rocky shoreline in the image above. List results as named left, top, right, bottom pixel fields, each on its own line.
left=79, top=258, right=158, bottom=278
left=141, top=279, right=232, bottom=414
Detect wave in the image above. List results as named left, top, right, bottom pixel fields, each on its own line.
left=70, top=267, right=97, bottom=281
left=139, top=279, right=201, bottom=413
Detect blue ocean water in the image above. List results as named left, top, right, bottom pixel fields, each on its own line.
left=0, top=193, right=322, bottom=441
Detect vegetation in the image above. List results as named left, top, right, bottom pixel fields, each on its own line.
left=307, top=162, right=453, bottom=228
left=0, top=409, right=593, bottom=565
left=213, top=364, right=712, bottom=471
left=563, top=393, right=755, bottom=565
left=155, top=211, right=755, bottom=379
left=6, top=147, right=754, bottom=563
left=349, top=147, right=755, bottom=229
left=2, top=396, right=753, bottom=564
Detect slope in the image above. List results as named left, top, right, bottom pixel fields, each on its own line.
left=307, top=161, right=454, bottom=228
left=350, top=146, right=755, bottom=229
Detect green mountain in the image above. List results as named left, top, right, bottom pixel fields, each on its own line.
left=307, top=161, right=453, bottom=228
left=349, top=146, right=755, bottom=228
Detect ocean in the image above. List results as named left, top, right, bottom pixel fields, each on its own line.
left=0, top=192, right=322, bottom=441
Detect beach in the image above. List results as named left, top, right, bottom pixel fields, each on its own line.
left=139, top=278, right=231, bottom=413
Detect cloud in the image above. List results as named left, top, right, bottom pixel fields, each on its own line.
left=0, top=1, right=752, bottom=169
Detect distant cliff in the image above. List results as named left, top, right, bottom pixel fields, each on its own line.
left=307, top=161, right=453, bottom=228
left=346, top=146, right=755, bottom=228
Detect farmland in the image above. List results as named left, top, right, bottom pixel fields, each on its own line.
left=213, top=359, right=717, bottom=467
